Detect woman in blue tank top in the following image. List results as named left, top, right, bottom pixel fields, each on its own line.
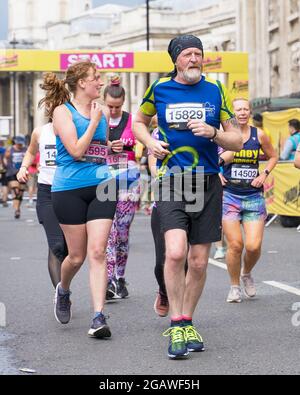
left=220, top=98, right=278, bottom=303
left=50, top=60, right=123, bottom=339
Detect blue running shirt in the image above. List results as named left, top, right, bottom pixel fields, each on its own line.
left=139, top=76, right=234, bottom=176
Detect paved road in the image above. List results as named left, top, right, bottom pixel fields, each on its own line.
left=0, top=203, right=300, bottom=375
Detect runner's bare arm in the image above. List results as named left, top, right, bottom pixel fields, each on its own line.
left=216, top=117, right=243, bottom=151
left=133, top=110, right=170, bottom=160
left=258, top=129, right=278, bottom=174
left=53, top=104, right=101, bottom=160
left=188, top=117, right=242, bottom=152
left=17, top=127, right=41, bottom=183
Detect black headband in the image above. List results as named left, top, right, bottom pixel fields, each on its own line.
left=168, top=35, right=204, bottom=64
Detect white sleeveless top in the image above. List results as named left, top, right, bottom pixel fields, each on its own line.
left=38, top=123, right=57, bottom=185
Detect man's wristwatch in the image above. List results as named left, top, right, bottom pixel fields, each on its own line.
left=263, top=169, right=270, bottom=176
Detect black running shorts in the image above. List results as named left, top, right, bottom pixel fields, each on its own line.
left=156, top=174, right=222, bottom=245
left=52, top=184, right=117, bottom=225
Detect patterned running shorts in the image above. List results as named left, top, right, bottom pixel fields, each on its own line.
left=222, top=190, right=267, bottom=222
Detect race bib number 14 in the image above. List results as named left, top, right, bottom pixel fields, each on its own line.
left=166, top=103, right=206, bottom=130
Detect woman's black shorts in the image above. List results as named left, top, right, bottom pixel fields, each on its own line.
left=52, top=184, right=117, bottom=225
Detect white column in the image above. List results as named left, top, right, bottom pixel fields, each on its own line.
left=10, top=73, right=13, bottom=121
left=279, top=0, right=289, bottom=96
left=122, top=72, right=131, bottom=113
left=150, top=73, right=160, bottom=84
left=136, top=73, right=147, bottom=114
left=33, top=73, right=47, bottom=127
left=15, top=74, right=20, bottom=136
left=10, top=73, right=20, bottom=136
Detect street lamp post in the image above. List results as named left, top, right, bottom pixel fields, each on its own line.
left=9, top=35, right=19, bottom=138
left=146, top=0, right=150, bottom=51
left=146, top=0, right=150, bottom=86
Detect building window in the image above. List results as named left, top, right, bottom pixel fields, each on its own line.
left=289, top=0, right=299, bottom=15
left=268, top=0, right=280, bottom=26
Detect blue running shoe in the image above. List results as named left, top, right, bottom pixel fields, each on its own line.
left=88, top=313, right=111, bottom=338
left=54, top=283, right=72, bottom=325
left=184, top=325, right=205, bottom=352
left=163, top=326, right=189, bottom=359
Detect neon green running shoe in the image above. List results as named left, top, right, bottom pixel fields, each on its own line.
left=163, top=326, right=189, bottom=359
left=184, top=325, right=205, bottom=352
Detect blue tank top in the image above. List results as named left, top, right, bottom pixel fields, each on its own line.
left=52, top=102, right=111, bottom=192
left=223, top=127, right=262, bottom=195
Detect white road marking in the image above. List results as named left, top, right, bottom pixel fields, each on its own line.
left=10, top=257, right=21, bottom=261
left=210, top=259, right=300, bottom=297
left=263, top=281, right=300, bottom=296
left=209, top=258, right=227, bottom=270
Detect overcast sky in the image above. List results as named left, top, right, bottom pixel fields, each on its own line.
left=1, top=0, right=213, bottom=40
left=93, top=0, right=145, bottom=6
left=0, top=0, right=147, bottom=40
left=0, top=0, right=8, bottom=40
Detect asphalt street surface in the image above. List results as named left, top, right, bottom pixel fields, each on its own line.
left=0, top=202, right=299, bottom=375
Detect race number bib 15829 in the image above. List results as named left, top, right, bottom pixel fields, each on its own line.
left=82, top=141, right=108, bottom=164
left=166, top=103, right=206, bottom=130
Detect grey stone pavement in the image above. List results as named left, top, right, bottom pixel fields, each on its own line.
left=0, top=202, right=299, bottom=375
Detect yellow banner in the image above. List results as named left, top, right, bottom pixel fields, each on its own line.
left=0, top=49, right=248, bottom=97
left=263, top=109, right=300, bottom=153
left=261, top=162, right=300, bottom=216
left=0, top=49, right=248, bottom=72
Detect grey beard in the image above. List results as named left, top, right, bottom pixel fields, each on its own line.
left=182, top=68, right=202, bottom=84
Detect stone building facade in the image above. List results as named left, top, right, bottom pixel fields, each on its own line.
left=237, top=0, right=300, bottom=98
left=1, top=0, right=299, bottom=134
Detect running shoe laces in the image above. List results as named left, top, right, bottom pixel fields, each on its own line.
left=163, top=326, right=185, bottom=343
left=163, top=326, right=188, bottom=358
left=241, top=274, right=256, bottom=298
left=88, top=313, right=111, bottom=338
left=59, top=293, right=71, bottom=311
left=184, top=325, right=205, bottom=352
left=54, top=284, right=72, bottom=325
left=184, top=325, right=203, bottom=343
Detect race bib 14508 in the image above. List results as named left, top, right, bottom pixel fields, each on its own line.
left=166, top=103, right=206, bottom=130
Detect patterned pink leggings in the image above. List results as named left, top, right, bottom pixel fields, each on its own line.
left=106, top=189, right=139, bottom=280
